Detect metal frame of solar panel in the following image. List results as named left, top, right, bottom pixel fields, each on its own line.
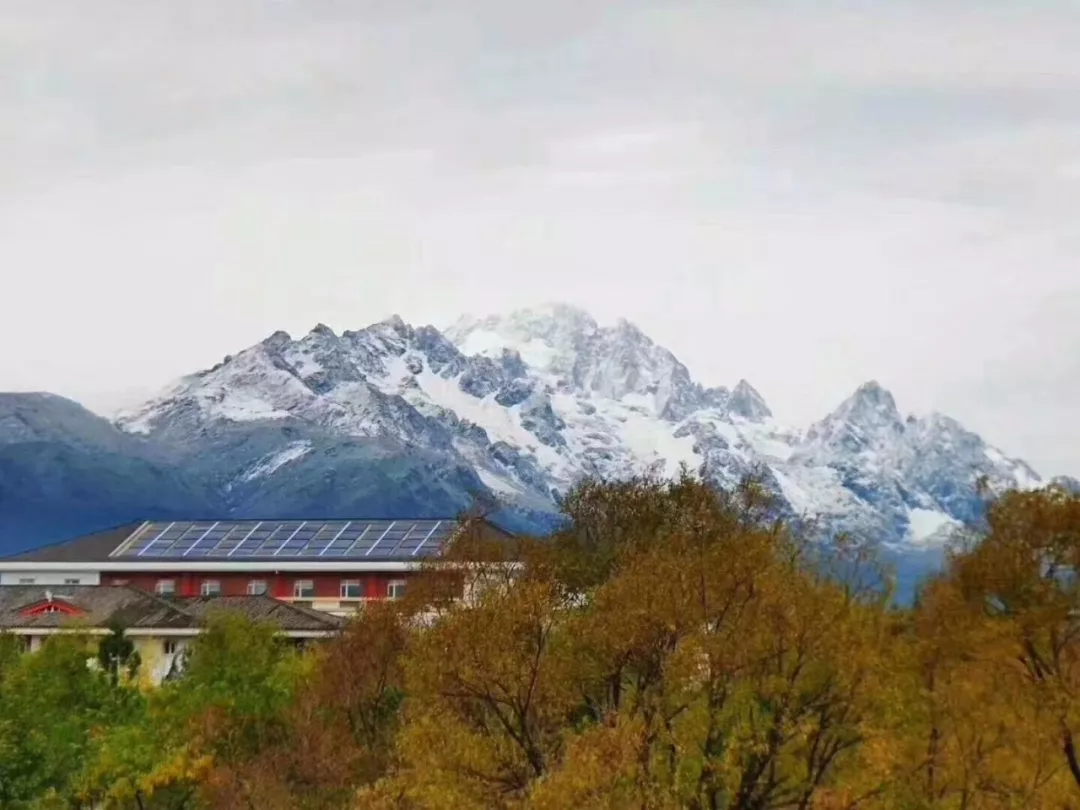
left=114, top=520, right=456, bottom=559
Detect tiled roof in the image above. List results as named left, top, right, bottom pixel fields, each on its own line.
left=0, top=586, right=344, bottom=633
left=0, top=585, right=157, bottom=628
left=177, top=596, right=347, bottom=631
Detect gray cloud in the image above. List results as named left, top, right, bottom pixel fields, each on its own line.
left=1, top=0, right=1078, bottom=476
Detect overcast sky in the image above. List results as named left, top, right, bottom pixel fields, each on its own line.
left=2, top=0, right=1079, bottom=476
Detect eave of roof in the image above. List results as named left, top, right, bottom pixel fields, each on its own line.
left=0, top=585, right=345, bottom=633
left=0, top=522, right=145, bottom=563
left=4, top=626, right=339, bottom=638
left=0, top=560, right=425, bottom=572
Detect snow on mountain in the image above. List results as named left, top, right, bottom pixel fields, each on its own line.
left=1052, top=475, right=1080, bottom=494
left=445, top=303, right=730, bottom=421
left=238, top=441, right=313, bottom=483
left=115, top=304, right=1052, bottom=551
left=906, top=508, right=960, bottom=546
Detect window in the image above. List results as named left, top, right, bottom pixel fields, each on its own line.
left=200, top=580, right=221, bottom=596
left=247, top=580, right=267, bottom=596
left=63, top=578, right=80, bottom=585
left=163, top=641, right=178, bottom=656
left=340, top=580, right=363, bottom=599
left=387, top=580, right=407, bottom=600
left=18, top=578, right=34, bottom=585
left=293, top=579, right=315, bottom=599
left=155, top=579, right=176, bottom=596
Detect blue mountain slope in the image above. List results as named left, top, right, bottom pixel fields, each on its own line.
left=0, top=442, right=215, bottom=554
left=0, top=394, right=520, bottom=554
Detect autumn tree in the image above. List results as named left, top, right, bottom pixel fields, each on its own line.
left=946, top=484, right=1080, bottom=798
left=381, top=572, right=578, bottom=807
left=556, top=473, right=886, bottom=809
left=198, top=602, right=409, bottom=810
left=366, top=472, right=889, bottom=810
left=842, top=576, right=1065, bottom=810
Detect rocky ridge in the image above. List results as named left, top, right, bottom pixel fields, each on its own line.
left=112, top=303, right=1045, bottom=552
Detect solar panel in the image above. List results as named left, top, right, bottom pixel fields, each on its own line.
left=367, top=522, right=405, bottom=557
left=231, top=523, right=270, bottom=556
left=206, top=524, right=243, bottom=556
left=114, top=519, right=461, bottom=559
left=254, top=522, right=296, bottom=555
left=121, top=523, right=158, bottom=555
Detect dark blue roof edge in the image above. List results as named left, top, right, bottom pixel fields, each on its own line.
left=2, top=521, right=144, bottom=558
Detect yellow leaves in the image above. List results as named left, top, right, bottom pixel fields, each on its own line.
left=828, top=486, right=1080, bottom=810
left=381, top=710, right=521, bottom=810
left=933, top=486, right=1080, bottom=803
left=392, top=575, right=581, bottom=806
left=526, top=717, right=678, bottom=810
left=139, top=745, right=213, bottom=793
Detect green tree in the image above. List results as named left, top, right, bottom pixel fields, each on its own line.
left=197, top=602, right=410, bottom=810
left=97, top=620, right=141, bottom=686
left=77, top=610, right=305, bottom=810
left=0, top=632, right=142, bottom=808
left=0, top=631, right=24, bottom=684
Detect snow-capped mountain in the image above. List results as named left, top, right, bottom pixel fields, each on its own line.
left=114, top=303, right=1047, bottom=554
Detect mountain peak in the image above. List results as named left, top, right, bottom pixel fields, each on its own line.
left=1, top=392, right=145, bottom=452
left=728, top=379, right=772, bottom=421
left=526, top=301, right=596, bottom=322
left=837, top=380, right=901, bottom=425
left=608, top=317, right=659, bottom=353
left=801, top=379, right=904, bottom=453
left=261, top=330, right=293, bottom=352
left=504, top=303, right=599, bottom=339
left=1051, top=475, right=1080, bottom=494
left=613, top=316, right=644, bottom=335
left=854, top=379, right=890, bottom=399
left=445, top=303, right=599, bottom=375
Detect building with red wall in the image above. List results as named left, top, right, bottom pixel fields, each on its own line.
left=0, top=518, right=512, bottom=616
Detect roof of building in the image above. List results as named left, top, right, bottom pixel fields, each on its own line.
left=2, top=517, right=514, bottom=566
left=170, top=595, right=348, bottom=632
left=0, top=584, right=155, bottom=628
left=0, top=585, right=345, bottom=633
left=3, top=523, right=145, bottom=563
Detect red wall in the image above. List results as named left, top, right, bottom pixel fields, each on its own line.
left=100, top=571, right=413, bottom=600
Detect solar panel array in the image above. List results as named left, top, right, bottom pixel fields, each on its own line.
left=112, top=520, right=457, bottom=559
